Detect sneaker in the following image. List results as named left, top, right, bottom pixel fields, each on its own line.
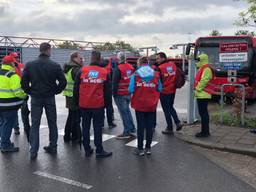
left=162, top=128, right=174, bottom=135
left=195, top=132, right=210, bottom=138
left=130, top=132, right=137, bottom=138
left=176, top=123, right=183, bottom=131
left=96, top=150, right=113, bottom=158
left=116, top=134, right=131, bottom=140
left=43, top=146, right=57, bottom=154
left=134, top=149, right=144, bottom=156
left=250, top=128, right=256, bottom=134
left=14, top=129, right=20, bottom=135
left=145, top=148, right=151, bottom=155
left=108, top=123, right=117, bottom=129
left=85, top=148, right=94, bottom=157
left=1, top=145, right=19, bottom=153
left=30, top=153, right=38, bottom=160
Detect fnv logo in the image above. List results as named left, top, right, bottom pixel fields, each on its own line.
left=166, top=66, right=173, bottom=73
left=126, top=70, right=132, bottom=76
left=88, top=70, right=99, bottom=78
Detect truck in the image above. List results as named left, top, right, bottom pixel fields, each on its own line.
left=186, top=35, right=256, bottom=100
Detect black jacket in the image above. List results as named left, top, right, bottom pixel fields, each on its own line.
left=21, top=53, right=67, bottom=98
left=73, top=61, right=111, bottom=109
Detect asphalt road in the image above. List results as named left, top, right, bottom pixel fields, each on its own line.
left=0, top=91, right=255, bottom=192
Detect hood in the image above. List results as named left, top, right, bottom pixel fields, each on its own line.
left=196, top=53, right=209, bottom=68
left=63, top=60, right=81, bottom=73
left=136, top=65, right=154, bottom=82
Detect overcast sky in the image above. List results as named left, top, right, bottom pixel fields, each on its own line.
left=0, top=0, right=252, bottom=54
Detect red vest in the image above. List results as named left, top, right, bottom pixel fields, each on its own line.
left=131, top=72, right=160, bottom=112
left=194, top=64, right=215, bottom=94
left=117, top=63, right=134, bottom=95
left=14, top=61, right=24, bottom=78
left=158, top=61, right=176, bottom=94
left=79, top=65, right=107, bottom=108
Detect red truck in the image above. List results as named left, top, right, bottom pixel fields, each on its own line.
left=186, top=35, right=256, bottom=100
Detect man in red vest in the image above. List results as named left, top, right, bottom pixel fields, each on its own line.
left=73, top=51, right=112, bottom=158
left=112, top=52, right=136, bottom=139
left=129, top=56, right=162, bottom=156
left=156, top=52, right=182, bottom=135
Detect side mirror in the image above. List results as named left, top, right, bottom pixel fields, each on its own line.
left=185, top=43, right=191, bottom=55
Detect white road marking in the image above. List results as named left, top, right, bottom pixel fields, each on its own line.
left=90, top=134, right=116, bottom=142
left=40, top=125, right=48, bottom=129
left=125, top=139, right=158, bottom=148
left=33, top=171, right=93, bottom=190
left=58, top=130, right=116, bottom=142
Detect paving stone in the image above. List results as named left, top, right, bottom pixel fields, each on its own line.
left=219, top=139, right=237, bottom=145
left=238, top=139, right=256, bottom=145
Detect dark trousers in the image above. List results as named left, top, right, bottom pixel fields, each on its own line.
left=81, top=108, right=104, bottom=153
left=64, top=109, right=81, bottom=141
left=197, top=99, right=210, bottom=134
left=105, top=104, right=114, bottom=125
left=160, top=93, right=180, bottom=130
left=135, top=111, right=155, bottom=150
left=21, top=100, right=30, bottom=138
left=30, top=97, right=58, bottom=154
left=0, top=110, right=17, bottom=149
left=14, top=100, right=30, bottom=131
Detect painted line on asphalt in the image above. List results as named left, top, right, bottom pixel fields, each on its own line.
left=126, top=139, right=158, bottom=148
left=58, top=130, right=116, bottom=142
left=33, top=171, right=93, bottom=190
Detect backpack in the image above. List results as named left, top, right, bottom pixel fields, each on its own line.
left=175, top=66, right=185, bottom=89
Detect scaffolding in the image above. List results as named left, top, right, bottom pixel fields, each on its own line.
left=0, top=36, right=107, bottom=50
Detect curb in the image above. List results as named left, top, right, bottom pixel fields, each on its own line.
left=175, top=134, right=256, bottom=157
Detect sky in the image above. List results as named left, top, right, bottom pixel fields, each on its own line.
left=0, top=0, right=252, bottom=55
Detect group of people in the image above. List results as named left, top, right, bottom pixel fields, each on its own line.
left=0, top=42, right=213, bottom=160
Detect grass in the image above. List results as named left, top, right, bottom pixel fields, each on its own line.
left=211, top=112, right=256, bottom=128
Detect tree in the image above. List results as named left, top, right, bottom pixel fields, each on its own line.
left=93, top=40, right=138, bottom=54
left=235, top=0, right=256, bottom=27
left=235, top=30, right=256, bottom=35
left=58, top=41, right=81, bottom=49
left=209, top=30, right=222, bottom=36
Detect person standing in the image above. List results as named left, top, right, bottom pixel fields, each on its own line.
left=100, top=58, right=116, bottom=129
left=194, top=53, right=214, bottom=138
left=9, top=52, right=31, bottom=138
left=112, top=52, right=136, bottom=139
left=0, top=56, right=26, bottom=152
left=129, top=56, right=162, bottom=156
left=156, top=52, right=182, bottom=135
left=63, top=52, right=83, bottom=143
left=21, top=42, right=67, bottom=160
left=73, top=51, right=112, bottom=158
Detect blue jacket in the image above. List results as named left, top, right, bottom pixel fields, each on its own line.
left=128, top=65, right=162, bottom=93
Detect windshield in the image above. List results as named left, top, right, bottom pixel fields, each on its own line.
left=197, top=47, right=253, bottom=72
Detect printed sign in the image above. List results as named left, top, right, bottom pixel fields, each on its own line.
left=220, top=42, right=248, bottom=53
left=219, top=52, right=247, bottom=63
left=223, top=62, right=241, bottom=70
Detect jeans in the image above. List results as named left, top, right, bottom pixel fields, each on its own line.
left=160, top=93, right=180, bottom=130
left=30, top=97, right=58, bottom=154
left=81, top=108, right=104, bottom=153
left=135, top=111, right=154, bottom=150
left=114, top=95, right=135, bottom=135
left=64, top=109, right=81, bottom=141
left=197, top=99, right=210, bottom=134
left=0, top=110, right=17, bottom=149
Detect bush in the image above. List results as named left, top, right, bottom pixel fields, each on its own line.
left=211, top=112, right=256, bottom=128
